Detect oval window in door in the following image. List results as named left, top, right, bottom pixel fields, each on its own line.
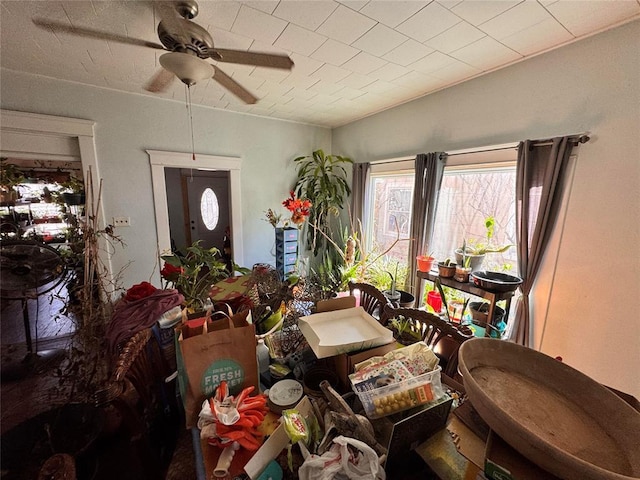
left=200, top=188, right=219, bottom=231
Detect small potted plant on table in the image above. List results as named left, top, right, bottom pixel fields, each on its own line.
left=437, top=258, right=456, bottom=278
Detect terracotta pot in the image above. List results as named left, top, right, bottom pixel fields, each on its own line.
left=454, top=266, right=472, bottom=283
left=438, top=262, right=456, bottom=278
left=416, top=255, right=435, bottom=272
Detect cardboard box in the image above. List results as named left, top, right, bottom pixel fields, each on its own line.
left=299, top=307, right=394, bottom=359
left=484, top=430, right=559, bottom=480
left=330, top=341, right=398, bottom=392
left=372, top=394, right=453, bottom=468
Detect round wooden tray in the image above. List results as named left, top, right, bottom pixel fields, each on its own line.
left=458, top=338, right=640, bottom=480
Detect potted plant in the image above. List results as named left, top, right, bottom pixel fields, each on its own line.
left=160, top=240, right=235, bottom=313
left=58, top=175, right=86, bottom=205
left=383, top=262, right=415, bottom=308
left=434, top=277, right=469, bottom=325
left=454, top=240, right=472, bottom=282
left=293, top=149, right=353, bottom=256
left=416, top=251, right=435, bottom=272
left=0, top=159, right=26, bottom=205
left=388, top=315, right=421, bottom=345
left=437, top=258, right=456, bottom=278
left=455, top=216, right=513, bottom=271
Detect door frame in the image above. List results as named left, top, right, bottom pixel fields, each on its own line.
left=147, top=150, right=244, bottom=267
left=0, top=109, right=114, bottom=283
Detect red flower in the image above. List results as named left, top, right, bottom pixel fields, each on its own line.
left=282, top=191, right=312, bottom=225
left=125, top=281, right=157, bottom=301
left=161, top=262, right=184, bottom=282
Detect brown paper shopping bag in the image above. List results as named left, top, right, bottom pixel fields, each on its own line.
left=175, top=309, right=258, bottom=428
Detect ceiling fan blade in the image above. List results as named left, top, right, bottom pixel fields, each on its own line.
left=33, top=18, right=165, bottom=50
left=144, top=68, right=176, bottom=93
left=211, top=49, right=294, bottom=70
left=212, top=66, right=258, bottom=104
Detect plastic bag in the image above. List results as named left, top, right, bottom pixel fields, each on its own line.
left=298, top=435, right=385, bottom=480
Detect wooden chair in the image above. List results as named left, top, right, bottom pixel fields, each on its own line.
left=348, top=281, right=392, bottom=325
left=383, top=305, right=474, bottom=378
left=94, top=327, right=182, bottom=479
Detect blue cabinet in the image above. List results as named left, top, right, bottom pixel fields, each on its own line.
left=275, top=228, right=298, bottom=277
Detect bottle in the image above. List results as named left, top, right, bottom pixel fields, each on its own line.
left=256, top=339, right=270, bottom=375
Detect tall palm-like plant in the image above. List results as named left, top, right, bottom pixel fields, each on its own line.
left=293, top=149, right=353, bottom=255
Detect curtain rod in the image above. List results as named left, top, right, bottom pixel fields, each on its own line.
left=441, top=133, right=590, bottom=160
left=528, top=134, right=590, bottom=148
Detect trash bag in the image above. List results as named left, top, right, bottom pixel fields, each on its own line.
left=298, top=435, right=385, bottom=480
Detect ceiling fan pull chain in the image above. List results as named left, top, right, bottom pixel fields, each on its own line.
left=188, top=85, right=197, bottom=163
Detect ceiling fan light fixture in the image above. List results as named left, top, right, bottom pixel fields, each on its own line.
left=159, top=52, right=212, bottom=86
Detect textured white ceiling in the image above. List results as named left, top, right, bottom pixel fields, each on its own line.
left=1, top=0, right=639, bottom=127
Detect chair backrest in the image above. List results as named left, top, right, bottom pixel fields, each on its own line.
left=348, top=281, right=392, bottom=324
left=383, top=305, right=474, bottom=378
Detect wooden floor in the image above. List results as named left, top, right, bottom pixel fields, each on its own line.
left=1, top=285, right=76, bottom=435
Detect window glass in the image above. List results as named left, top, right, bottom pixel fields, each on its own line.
left=432, top=166, right=517, bottom=272
left=200, top=188, right=219, bottom=231
left=365, top=172, right=414, bottom=288
left=363, top=156, right=517, bottom=292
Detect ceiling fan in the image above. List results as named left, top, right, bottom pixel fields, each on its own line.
left=33, top=0, right=294, bottom=104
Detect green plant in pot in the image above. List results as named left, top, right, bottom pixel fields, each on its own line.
left=388, top=315, right=421, bottom=345
left=58, top=175, right=86, bottom=205
left=454, top=240, right=473, bottom=283
left=437, top=258, right=456, bottom=278
left=383, top=262, right=415, bottom=308
left=0, top=159, right=26, bottom=205
left=160, top=241, right=234, bottom=313
left=293, top=149, right=353, bottom=256
left=455, top=216, right=513, bottom=271
left=434, top=277, right=469, bottom=325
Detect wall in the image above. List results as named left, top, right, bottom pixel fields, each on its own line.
left=0, top=72, right=331, bottom=290
left=333, top=21, right=640, bottom=398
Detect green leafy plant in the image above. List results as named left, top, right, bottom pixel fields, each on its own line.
left=0, top=159, right=26, bottom=190
left=388, top=315, right=421, bottom=342
left=160, top=241, right=236, bottom=312
left=459, top=216, right=512, bottom=255
left=293, top=149, right=353, bottom=255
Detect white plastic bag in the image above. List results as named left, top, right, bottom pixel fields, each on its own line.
left=298, top=435, right=386, bottom=480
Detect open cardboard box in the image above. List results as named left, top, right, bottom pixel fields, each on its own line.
left=329, top=340, right=398, bottom=392
left=244, top=396, right=314, bottom=479
left=299, top=306, right=394, bottom=359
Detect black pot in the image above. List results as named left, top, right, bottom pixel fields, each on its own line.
left=384, top=290, right=415, bottom=308
left=62, top=192, right=85, bottom=205
left=469, top=301, right=505, bottom=324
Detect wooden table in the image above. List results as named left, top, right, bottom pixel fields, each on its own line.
left=417, top=270, right=515, bottom=331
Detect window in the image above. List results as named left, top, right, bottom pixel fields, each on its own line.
left=364, top=160, right=414, bottom=287
left=200, top=187, right=219, bottom=231
left=363, top=147, right=517, bottom=289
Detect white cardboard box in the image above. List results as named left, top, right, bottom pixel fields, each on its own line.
left=298, top=306, right=394, bottom=359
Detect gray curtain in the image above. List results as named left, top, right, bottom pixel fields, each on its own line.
left=351, top=162, right=370, bottom=231
left=510, top=137, right=575, bottom=346
left=407, top=152, right=446, bottom=298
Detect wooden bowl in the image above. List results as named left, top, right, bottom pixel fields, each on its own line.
left=458, top=338, right=640, bottom=480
